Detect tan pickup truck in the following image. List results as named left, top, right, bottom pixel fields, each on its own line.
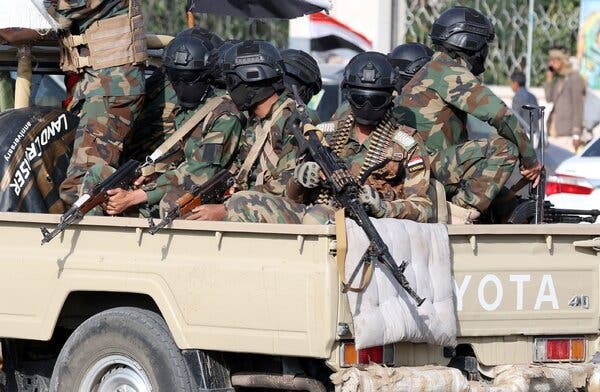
left=0, top=212, right=599, bottom=391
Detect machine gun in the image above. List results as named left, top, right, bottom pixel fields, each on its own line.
left=289, top=86, right=424, bottom=306
left=147, top=169, right=234, bottom=235
left=507, top=105, right=600, bottom=224
left=544, top=205, right=600, bottom=224
left=40, top=159, right=143, bottom=245
left=510, top=198, right=600, bottom=224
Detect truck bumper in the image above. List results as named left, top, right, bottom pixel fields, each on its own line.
left=331, top=363, right=600, bottom=392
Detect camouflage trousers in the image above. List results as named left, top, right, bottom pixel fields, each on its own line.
left=431, top=137, right=518, bottom=212
left=80, top=162, right=157, bottom=217
left=224, top=191, right=335, bottom=224
left=60, top=94, right=144, bottom=206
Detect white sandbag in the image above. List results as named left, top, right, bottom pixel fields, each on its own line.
left=344, top=218, right=456, bottom=349
left=0, top=0, right=60, bottom=31
left=331, top=364, right=469, bottom=392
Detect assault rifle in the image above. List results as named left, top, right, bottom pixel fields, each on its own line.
left=505, top=104, right=546, bottom=224
left=40, top=159, right=143, bottom=245
left=147, top=169, right=234, bottom=235
left=289, top=86, right=424, bottom=306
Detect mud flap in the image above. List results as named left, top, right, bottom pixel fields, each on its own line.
left=181, top=350, right=234, bottom=392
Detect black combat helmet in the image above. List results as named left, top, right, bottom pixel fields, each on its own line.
left=342, top=51, right=395, bottom=126
left=163, top=28, right=213, bottom=108
left=388, top=43, right=433, bottom=92
left=181, top=27, right=224, bottom=51
left=280, top=49, right=322, bottom=104
left=207, top=39, right=241, bottom=89
left=430, top=6, right=495, bottom=76
left=202, top=31, right=224, bottom=51
left=222, top=40, right=285, bottom=111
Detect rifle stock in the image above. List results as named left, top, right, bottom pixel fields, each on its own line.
left=40, top=159, right=143, bottom=245
left=177, top=193, right=199, bottom=217
left=147, top=169, right=234, bottom=235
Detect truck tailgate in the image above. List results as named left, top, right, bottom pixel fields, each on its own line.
left=449, top=225, right=600, bottom=336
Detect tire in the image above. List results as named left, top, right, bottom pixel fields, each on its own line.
left=49, top=307, right=192, bottom=392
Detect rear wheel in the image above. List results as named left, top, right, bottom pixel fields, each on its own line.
left=50, top=307, right=192, bottom=392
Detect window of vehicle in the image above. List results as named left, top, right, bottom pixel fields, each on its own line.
left=309, top=83, right=341, bottom=122
left=582, top=138, right=600, bottom=157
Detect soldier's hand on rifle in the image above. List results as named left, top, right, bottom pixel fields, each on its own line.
left=359, top=185, right=387, bottom=218
left=105, top=188, right=147, bottom=215
left=520, top=161, right=542, bottom=188
left=132, top=175, right=148, bottom=188
left=185, top=204, right=226, bottom=221
left=293, top=161, right=322, bottom=188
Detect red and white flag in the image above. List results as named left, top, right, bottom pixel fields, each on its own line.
left=309, top=12, right=372, bottom=53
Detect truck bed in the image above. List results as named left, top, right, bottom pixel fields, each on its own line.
left=0, top=212, right=599, bottom=368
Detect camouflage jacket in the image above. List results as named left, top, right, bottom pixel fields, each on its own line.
left=50, top=0, right=145, bottom=100
left=235, top=93, right=301, bottom=196
left=124, top=69, right=178, bottom=162
left=330, top=106, right=432, bottom=222
left=143, top=95, right=244, bottom=205
left=400, top=51, right=537, bottom=167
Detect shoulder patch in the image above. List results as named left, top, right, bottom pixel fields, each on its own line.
left=316, top=121, right=336, bottom=135
left=393, top=130, right=417, bottom=152
left=406, top=156, right=425, bottom=173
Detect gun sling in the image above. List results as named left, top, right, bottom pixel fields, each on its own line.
left=235, top=99, right=292, bottom=188
left=141, top=97, right=224, bottom=177
left=334, top=204, right=374, bottom=294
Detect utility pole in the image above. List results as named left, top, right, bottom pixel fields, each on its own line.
left=526, top=0, right=535, bottom=87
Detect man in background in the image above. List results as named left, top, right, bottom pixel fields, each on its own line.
left=510, top=70, right=539, bottom=143
left=544, top=46, right=587, bottom=152
left=510, top=71, right=538, bottom=126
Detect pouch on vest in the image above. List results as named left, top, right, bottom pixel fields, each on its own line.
left=59, top=0, right=148, bottom=72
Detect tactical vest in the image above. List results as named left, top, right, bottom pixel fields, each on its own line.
left=59, top=0, right=148, bottom=72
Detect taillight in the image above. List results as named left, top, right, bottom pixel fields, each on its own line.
left=340, top=341, right=394, bottom=367
left=546, top=174, right=594, bottom=196
left=358, top=346, right=383, bottom=364
left=534, top=337, right=586, bottom=362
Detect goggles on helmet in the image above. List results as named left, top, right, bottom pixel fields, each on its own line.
left=347, top=88, right=393, bottom=111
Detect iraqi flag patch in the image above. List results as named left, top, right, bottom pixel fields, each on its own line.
left=407, top=156, right=425, bottom=173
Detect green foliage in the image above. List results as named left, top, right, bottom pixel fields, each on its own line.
left=530, top=0, right=581, bottom=86
left=141, top=0, right=289, bottom=48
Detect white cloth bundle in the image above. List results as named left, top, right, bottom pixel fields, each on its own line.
left=344, top=218, right=457, bottom=349
left=0, top=0, right=60, bottom=31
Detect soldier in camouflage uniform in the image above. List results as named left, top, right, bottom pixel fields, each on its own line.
left=48, top=0, right=147, bottom=206
left=124, top=31, right=224, bottom=163
left=187, top=40, right=323, bottom=224
left=81, top=29, right=243, bottom=218
left=281, top=49, right=322, bottom=124
left=399, top=6, right=541, bottom=216
left=206, top=40, right=241, bottom=97
left=388, top=42, right=433, bottom=105
left=121, top=68, right=178, bottom=163
left=295, top=52, right=432, bottom=223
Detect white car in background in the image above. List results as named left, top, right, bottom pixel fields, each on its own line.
left=546, top=137, right=600, bottom=221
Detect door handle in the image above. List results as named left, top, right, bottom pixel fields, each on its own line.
left=573, top=237, right=600, bottom=251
